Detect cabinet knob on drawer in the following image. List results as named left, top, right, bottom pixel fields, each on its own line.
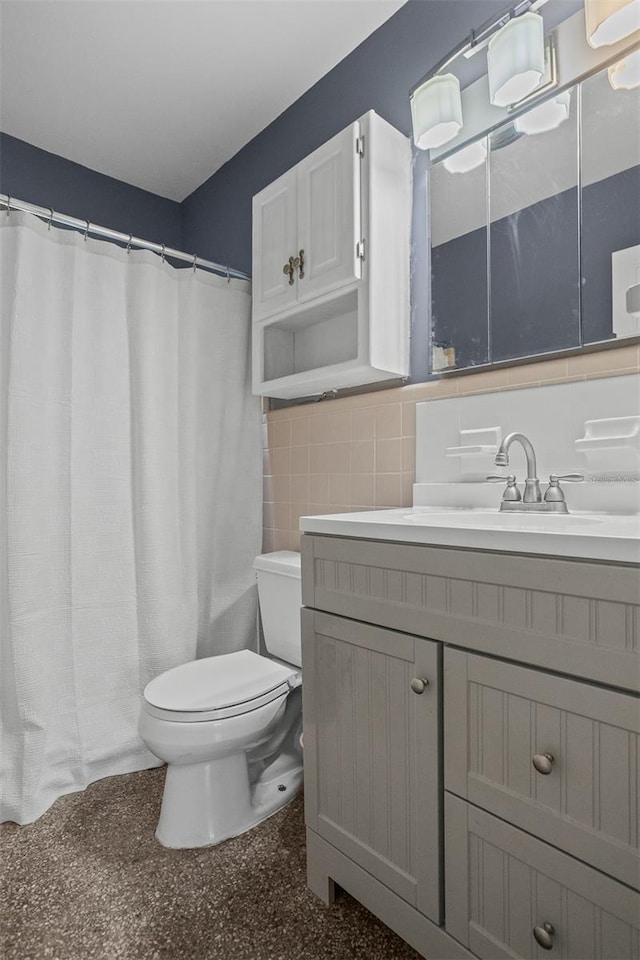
left=533, top=922, right=555, bottom=949
left=532, top=752, right=555, bottom=775
left=410, top=677, right=429, bottom=694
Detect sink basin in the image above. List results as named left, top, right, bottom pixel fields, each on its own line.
left=299, top=505, right=640, bottom=563
left=402, top=510, right=605, bottom=533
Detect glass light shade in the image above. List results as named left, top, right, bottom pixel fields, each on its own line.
left=442, top=140, right=487, bottom=173
left=411, top=73, right=463, bottom=150
left=585, top=0, right=640, bottom=47
left=608, top=49, right=640, bottom=88
left=514, top=90, right=571, bottom=134
left=487, top=12, right=545, bottom=107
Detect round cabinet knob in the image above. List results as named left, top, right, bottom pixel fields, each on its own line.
left=532, top=753, right=555, bottom=775
left=533, top=922, right=555, bottom=950
left=410, top=677, right=429, bottom=695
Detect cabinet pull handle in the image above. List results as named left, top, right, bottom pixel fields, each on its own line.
left=410, top=677, right=429, bottom=695
left=282, top=256, right=296, bottom=285
left=533, top=922, right=555, bottom=949
left=297, top=249, right=305, bottom=279
left=532, top=753, right=555, bottom=775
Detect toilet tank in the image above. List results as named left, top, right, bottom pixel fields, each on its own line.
left=254, top=551, right=302, bottom=667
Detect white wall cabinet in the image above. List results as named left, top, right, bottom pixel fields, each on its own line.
left=252, top=111, right=411, bottom=399
left=253, top=124, right=361, bottom=321
left=252, top=168, right=298, bottom=321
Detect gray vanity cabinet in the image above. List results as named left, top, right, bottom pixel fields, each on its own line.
left=301, top=608, right=442, bottom=924
left=301, top=532, right=640, bottom=960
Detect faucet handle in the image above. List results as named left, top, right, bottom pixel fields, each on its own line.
left=549, top=473, right=584, bottom=483
left=544, top=473, right=584, bottom=503
left=486, top=475, right=521, bottom=502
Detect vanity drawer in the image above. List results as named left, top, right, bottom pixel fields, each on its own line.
left=445, top=648, right=640, bottom=889
left=301, top=535, right=640, bottom=694
left=445, top=793, right=640, bottom=960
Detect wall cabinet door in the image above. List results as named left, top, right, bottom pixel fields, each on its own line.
left=252, top=122, right=361, bottom=323
left=297, top=122, right=361, bottom=303
left=301, top=608, right=442, bottom=924
left=252, top=168, right=298, bottom=321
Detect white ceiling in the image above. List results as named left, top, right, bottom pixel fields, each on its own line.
left=0, top=0, right=406, bottom=202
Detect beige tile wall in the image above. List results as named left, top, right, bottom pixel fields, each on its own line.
left=262, top=344, right=640, bottom=552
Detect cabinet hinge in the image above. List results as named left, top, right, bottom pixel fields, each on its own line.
left=356, top=238, right=366, bottom=261
left=355, top=134, right=365, bottom=158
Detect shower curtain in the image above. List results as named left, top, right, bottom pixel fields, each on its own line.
left=0, top=212, right=262, bottom=824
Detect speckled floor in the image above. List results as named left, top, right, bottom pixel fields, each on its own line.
left=1, top=767, right=421, bottom=960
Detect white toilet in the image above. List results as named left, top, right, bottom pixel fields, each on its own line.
left=138, top=551, right=303, bottom=848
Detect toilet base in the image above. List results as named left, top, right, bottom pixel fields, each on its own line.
left=155, top=750, right=303, bottom=849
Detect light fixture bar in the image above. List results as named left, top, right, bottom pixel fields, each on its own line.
left=410, top=0, right=550, bottom=96
left=463, top=0, right=550, bottom=59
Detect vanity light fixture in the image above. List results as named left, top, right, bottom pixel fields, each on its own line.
left=410, top=73, right=463, bottom=149
left=488, top=12, right=546, bottom=106
left=514, top=89, right=571, bottom=133
left=442, top=139, right=487, bottom=173
left=585, top=0, right=640, bottom=47
left=608, top=47, right=640, bottom=87
left=409, top=0, right=551, bottom=151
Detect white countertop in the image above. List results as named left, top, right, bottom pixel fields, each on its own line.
left=300, top=507, right=640, bottom=564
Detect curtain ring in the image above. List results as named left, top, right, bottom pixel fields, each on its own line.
left=84, top=220, right=90, bottom=241
left=6, top=196, right=10, bottom=217
left=192, top=254, right=198, bottom=274
left=48, top=208, right=54, bottom=231
left=127, top=235, right=132, bottom=254
left=161, top=244, right=166, bottom=263
left=226, top=265, right=230, bottom=283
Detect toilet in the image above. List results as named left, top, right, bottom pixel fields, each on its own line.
left=138, top=551, right=303, bottom=848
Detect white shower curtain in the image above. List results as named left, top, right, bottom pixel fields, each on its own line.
left=0, top=212, right=262, bottom=824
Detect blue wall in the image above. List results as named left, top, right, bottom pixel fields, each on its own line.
left=1, top=0, right=506, bottom=382
left=181, top=0, right=504, bottom=272
left=180, top=0, right=505, bottom=382
left=0, top=132, right=182, bottom=249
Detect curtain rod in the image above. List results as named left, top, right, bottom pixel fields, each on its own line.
left=0, top=194, right=252, bottom=282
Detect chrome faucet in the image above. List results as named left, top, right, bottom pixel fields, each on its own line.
left=487, top=431, right=583, bottom=513
left=494, top=432, right=541, bottom=503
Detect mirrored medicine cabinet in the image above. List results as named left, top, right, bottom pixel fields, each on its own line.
left=430, top=52, right=640, bottom=373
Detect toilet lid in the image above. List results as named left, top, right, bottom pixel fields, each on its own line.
left=143, top=649, right=295, bottom=715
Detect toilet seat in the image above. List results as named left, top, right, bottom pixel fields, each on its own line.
left=143, top=649, right=296, bottom=723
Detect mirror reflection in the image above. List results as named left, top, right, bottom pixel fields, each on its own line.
left=430, top=54, right=640, bottom=373
left=431, top=139, right=488, bottom=371
left=581, top=64, right=640, bottom=344
left=489, top=86, right=579, bottom=362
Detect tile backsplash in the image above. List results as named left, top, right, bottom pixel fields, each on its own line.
left=262, top=344, right=640, bottom=552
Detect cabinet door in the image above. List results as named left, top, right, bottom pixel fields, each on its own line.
left=252, top=167, right=298, bottom=321
left=446, top=794, right=640, bottom=959
left=296, top=123, right=362, bottom=303
left=302, top=609, right=441, bottom=923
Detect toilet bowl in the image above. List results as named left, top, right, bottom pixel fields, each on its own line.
left=138, top=551, right=303, bottom=849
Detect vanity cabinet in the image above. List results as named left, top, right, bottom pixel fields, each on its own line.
left=301, top=532, right=640, bottom=960
left=252, top=111, right=411, bottom=399
left=301, top=609, right=442, bottom=923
